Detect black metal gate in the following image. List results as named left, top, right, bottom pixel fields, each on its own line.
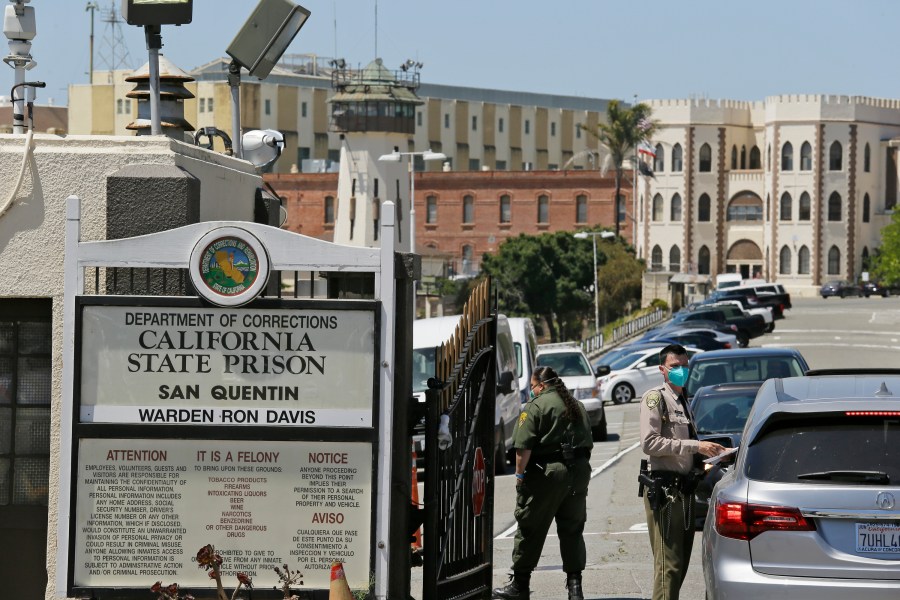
left=422, top=279, right=497, bottom=600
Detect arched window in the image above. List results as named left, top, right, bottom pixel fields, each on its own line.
left=828, top=245, right=841, bottom=275
left=463, top=194, right=475, bottom=223
left=864, top=143, right=871, bottom=172
left=781, top=142, right=794, bottom=171
left=575, top=194, right=587, bottom=223
left=324, top=196, right=335, bottom=224
left=731, top=146, right=738, bottom=170
left=698, top=193, right=711, bottom=222
left=670, top=193, right=682, bottom=221
left=780, top=192, right=792, bottom=221
left=863, top=193, right=870, bottom=223
left=426, top=195, right=438, bottom=224
left=654, top=144, right=665, bottom=173
left=652, top=194, right=664, bottom=221
left=669, top=246, right=681, bottom=272
left=767, top=144, right=771, bottom=170
left=651, top=245, right=663, bottom=271
left=779, top=246, right=792, bottom=275
left=672, top=144, right=683, bottom=172
left=829, top=141, right=843, bottom=171
left=740, top=145, right=747, bottom=170
left=500, top=194, right=512, bottom=223
left=699, top=143, right=712, bottom=172
left=862, top=246, right=870, bottom=270
left=799, top=192, right=811, bottom=221
left=698, top=246, right=711, bottom=275
left=537, top=194, right=549, bottom=223
left=766, top=194, right=770, bottom=220
left=727, top=193, right=763, bottom=221
left=749, top=146, right=761, bottom=169
left=800, top=142, right=812, bottom=171
left=828, top=192, right=842, bottom=221
left=798, top=246, right=811, bottom=274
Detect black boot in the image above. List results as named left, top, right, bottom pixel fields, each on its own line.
left=566, top=572, right=584, bottom=600
left=492, top=572, right=530, bottom=600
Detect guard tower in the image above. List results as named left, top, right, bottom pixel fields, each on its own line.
left=329, top=58, right=423, bottom=251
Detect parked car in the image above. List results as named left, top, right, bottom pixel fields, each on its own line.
left=735, top=282, right=794, bottom=310
left=690, top=381, right=764, bottom=526
left=508, top=317, right=538, bottom=404
left=684, top=347, right=809, bottom=401
left=644, top=329, right=733, bottom=351
left=695, top=299, right=774, bottom=333
left=595, top=345, right=703, bottom=404
left=702, top=371, right=900, bottom=598
left=711, top=288, right=786, bottom=319
left=670, top=306, right=765, bottom=348
left=412, top=315, right=520, bottom=473
left=820, top=279, right=863, bottom=298
left=862, top=280, right=900, bottom=298
left=535, top=343, right=607, bottom=440
left=645, top=325, right=739, bottom=349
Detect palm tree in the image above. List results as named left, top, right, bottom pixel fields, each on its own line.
left=580, top=100, right=658, bottom=238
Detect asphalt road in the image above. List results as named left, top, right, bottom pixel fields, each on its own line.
left=413, top=295, right=900, bottom=599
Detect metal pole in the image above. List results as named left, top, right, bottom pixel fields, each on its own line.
left=144, top=25, right=162, bottom=136
left=12, top=66, right=24, bottom=135
left=409, top=157, right=417, bottom=313
left=228, top=60, right=243, bottom=158
left=592, top=234, right=599, bottom=334
left=87, top=2, right=97, bottom=84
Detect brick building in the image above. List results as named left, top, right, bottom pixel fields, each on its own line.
left=267, top=169, right=631, bottom=277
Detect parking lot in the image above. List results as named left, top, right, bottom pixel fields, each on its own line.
left=477, top=296, right=900, bottom=599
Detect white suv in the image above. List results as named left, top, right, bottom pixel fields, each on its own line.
left=534, top=343, right=607, bottom=441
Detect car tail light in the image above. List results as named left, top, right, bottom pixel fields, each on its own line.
left=723, top=342, right=732, bottom=349
left=715, top=500, right=816, bottom=541
left=846, top=411, right=900, bottom=417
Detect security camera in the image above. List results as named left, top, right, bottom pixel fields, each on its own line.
left=242, top=129, right=284, bottom=170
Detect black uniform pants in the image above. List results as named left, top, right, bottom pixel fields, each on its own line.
left=510, top=457, right=591, bottom=573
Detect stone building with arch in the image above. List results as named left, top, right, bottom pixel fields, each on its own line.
left=638, top=95, right=900, bottom=299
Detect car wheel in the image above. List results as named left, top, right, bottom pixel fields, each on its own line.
left=494, top=422, right=509, bottom=475
left=840, top=290, right=846, bottom=298
left=885, top=290, right=891, bottom=298
left=766, top=322, right=775, bottom=333
left=592, top=410, right=608, bottom=442
left=611, top=382, right=635, bottom=404
left=736, top=332, right=749, bottom=348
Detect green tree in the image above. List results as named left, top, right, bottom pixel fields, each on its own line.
left=481, top=231, right=594, bottom=342
left=595, top=239, right=645, bottom=324
left=871, top=211, right=900, bottom=284
left=580, top=100, right=658, bottom=238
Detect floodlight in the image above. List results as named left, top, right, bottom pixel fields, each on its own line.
left=121, top=0, right=193, bottom=27
left=227, top=0, right=311, bottom=80
left=377, top=151, right=401, bottom=162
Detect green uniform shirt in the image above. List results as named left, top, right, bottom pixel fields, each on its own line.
left=512, top=387, right=593, bottom=453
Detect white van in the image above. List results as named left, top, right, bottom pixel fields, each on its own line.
left=412, top=314, right=520, bottom=473
left=715, top=273, right=743, bottom=290
left=507, top=317, right=538, bottom=405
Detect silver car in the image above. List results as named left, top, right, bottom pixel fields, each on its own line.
left=703, top=372, right=900, bottom=599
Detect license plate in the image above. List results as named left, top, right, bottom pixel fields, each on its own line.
left=856, top=522, right=900, bottom=553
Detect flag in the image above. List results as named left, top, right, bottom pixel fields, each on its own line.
left=638, top=141, right=656, bottom=158
left=637, top=117, right=653, bottom=133
left=638, top=160, right=655, bottom=178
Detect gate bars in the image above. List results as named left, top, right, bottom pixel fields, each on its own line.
left=423, top=279, right=497, bottom=600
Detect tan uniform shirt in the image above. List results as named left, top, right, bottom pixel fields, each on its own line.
left=639, top=382, right=700, bottom=474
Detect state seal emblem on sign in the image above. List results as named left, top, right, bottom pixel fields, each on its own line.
left=189, top=227, right=270, bottom=307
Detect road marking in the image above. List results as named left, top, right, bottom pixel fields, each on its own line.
left=609, top=523, right=649, bottom=535
left=495, top=441, right=641, bottom=540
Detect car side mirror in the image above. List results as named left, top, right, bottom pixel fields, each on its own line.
left=497, top=371, right=516, bottom=394
left=595, top=365, right=610, bottom=377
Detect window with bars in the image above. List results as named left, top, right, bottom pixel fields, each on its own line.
left=0, top=301, right=51, bottom=509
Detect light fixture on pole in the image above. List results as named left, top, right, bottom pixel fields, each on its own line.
left=574, top=230, right=615, bottom=334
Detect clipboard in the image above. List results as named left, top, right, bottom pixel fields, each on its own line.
left=703, top=446, right=739, bottom=465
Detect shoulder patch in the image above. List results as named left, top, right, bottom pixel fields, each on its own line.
left=518, top=411, right=528, bottom=425
left=645, top=390, right=662, bottom=409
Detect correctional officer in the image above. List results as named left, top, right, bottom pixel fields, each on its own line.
left=492, top=366, right=593, bottom=600
left=640, top=344, right=724, bottom=600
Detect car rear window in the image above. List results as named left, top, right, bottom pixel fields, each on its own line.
left=746, top=416, right=900, bottom=483
left=536, top=352, right=591, bottom=377
left=686, top=356, right=803, bottom=395
left=692, top=389, right=759, bottom=434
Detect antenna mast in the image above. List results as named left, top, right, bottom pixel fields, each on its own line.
left=97, top=0, right=133, bottom=82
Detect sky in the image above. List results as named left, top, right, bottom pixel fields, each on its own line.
left=9, top=0, right=900, bottom=107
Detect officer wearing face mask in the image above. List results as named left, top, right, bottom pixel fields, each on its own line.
left=639, top=344, right=725, bottom=600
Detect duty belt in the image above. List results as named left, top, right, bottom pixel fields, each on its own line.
left=530, top=448, right=591, bottom=467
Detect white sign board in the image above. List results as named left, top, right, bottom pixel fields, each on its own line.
left=74, top=438, right=372, bottom=589
left=79, top=306, right=376, bottom=426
